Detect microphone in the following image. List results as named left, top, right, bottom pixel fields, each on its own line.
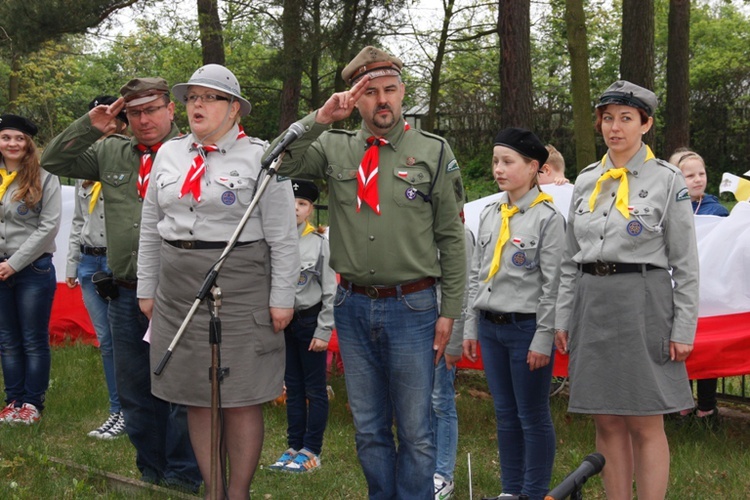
left=262, top=121, right=305, bottom=169
left=545, top=452, right=605, bottom=500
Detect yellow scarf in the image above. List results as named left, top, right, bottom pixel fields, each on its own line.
left=485, top=191, right=553, bottom=282
left=0, top=168, right=18, bottom=200
left=301, top=221, right=315, bottom=237
left=588, top=146, right=655, bottom=219
left=88, top=182, right=102, bottom=214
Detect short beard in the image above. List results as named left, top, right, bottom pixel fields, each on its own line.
left=371, top=105, right=397, bottom=132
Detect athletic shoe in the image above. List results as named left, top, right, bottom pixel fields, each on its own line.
left=0, top=402, right=19, bottom=423
left=12, top=403, right=41, bottom=425
left=434, top=473, right=455, bottom=500
left=100, top=413, right=126, bottom=439
left=268, top=448, right=298, bottom=471
left=88, top=412, right=121, bottom=438
left=283, top=448, right=321, bottom=473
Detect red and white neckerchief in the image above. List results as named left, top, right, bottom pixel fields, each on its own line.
left=179, top=126, right=247, bottom=202
left=356, top=121, right=410, bottom=215
left=135, top=142, right=164, bottom=199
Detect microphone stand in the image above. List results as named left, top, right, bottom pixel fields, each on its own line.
left=153, top=155, right=285, bottom=500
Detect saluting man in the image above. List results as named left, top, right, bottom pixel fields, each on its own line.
left=268, top=46, right=467, bottom=500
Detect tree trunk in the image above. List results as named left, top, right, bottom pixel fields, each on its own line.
left=664, top=0, right=691, bottom=158
left=279, top=0, right=305, bottom=131
left=309, top=0, right=323, bottom=110
left=498, top=0, right=533, bottom=129
left=621, top=0, right=655, bottom=147
left=197, top=0, right=225, bottom=65
left=8, top=52, right=20, bottom=112
left=425, top=0, right=456, bottom=134
left=565, top=0, right=596, bottom=172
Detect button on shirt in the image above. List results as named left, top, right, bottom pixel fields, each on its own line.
left=66, top=179, right=107, bottom=278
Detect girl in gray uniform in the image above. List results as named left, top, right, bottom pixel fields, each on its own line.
left=137, top=65, right=299, bottom=497
left=464, top=128, right=565, bottom=500
left=554, top=81, right=699, bottom=499
left=0, top=114, right=61, bottom=425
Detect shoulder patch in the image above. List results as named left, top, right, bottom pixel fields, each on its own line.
left=446, top=159, right=459, bottom=173
left=676, top=187, right=690, bottom=202
left=277, top=175, right=290, bottom=182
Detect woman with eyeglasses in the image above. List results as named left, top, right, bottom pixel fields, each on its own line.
left=554, top=81, right=699, bottom=499
left=137, top=64, right=299, bottom=498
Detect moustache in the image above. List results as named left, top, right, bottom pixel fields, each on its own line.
left=375, top=104, right=392, bottom=113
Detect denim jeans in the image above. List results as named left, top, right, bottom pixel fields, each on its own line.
left=78, top=253, right=120, bottom=413
left=284, top=313, right=329, bottom=455
left=334, top=284, right=437, bottom=500
left=478, top=315, right=555, bottom=500
left=0, top=254, right=56, bottom=410
left=432, top=356, right=458, bottom=482
left=108, top=286, right=201, bottom=488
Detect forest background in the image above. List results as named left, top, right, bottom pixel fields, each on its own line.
left=1, top=0, right=749, bottom=201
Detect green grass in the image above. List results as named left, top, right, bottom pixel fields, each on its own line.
left=1, top=344, right=750, bottom=498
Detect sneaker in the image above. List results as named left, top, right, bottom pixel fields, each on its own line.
left=0, top=402, right=19, bottom=423
left=268, top=448, right=298, bottom=471
left=12, top=403, right=41, bottom=425
left=434, top=473, right=455, bottom=500
left=88, top=412, right=121, bottom=438
left=100, top=413, right=126, bottom=439
left=283, top=448, right=321, bottom=473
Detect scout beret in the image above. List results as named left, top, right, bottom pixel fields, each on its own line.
left=292, top=179, right=319, bottom=203
left=597, top=80, right=657, bottom=117
left=341, top=46, right=403, bottom=86
left=0, top=114, right=38, bottom=137
left=88, top=95, right=128, bottom=125
left=494, top=128, right=549, bottom=166
left=120, top=77, right=170, bottom=107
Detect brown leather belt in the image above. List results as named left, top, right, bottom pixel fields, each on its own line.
left=113, top=278, right=137, bottom=290
left=165, top=240, right=256, bottom=250
left=80, top=244, right=107, bottom=256
left=481, top=310, right=536, bottom=325
left=579, top=261, right=661, bottom=277
left=340, top=277, right=436, bottom=299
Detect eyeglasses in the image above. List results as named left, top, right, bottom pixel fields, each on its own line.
left=125, top=104, right=168, bottom=119
left=184, top=94, right=230, bottom=104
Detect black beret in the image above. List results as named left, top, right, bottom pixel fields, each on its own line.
left=292, top=179, right=319, bottom=203
left=341, top=46, right=403, bottom=86
left=597, top=80, right=657, bottom=117
left=89, top=95, right=129, bottom=125
left=0, top=114, right=38, bottom=137
left=493, top=128, right=548, bottom=166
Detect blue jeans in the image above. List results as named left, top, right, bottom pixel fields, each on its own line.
left=334, top=284, right=437, bottom=500
left=108, top=286, right=201, bottom=488
left=0, top=254, right=56, bottom=410
left=432, top=356, right=458, bottom=482
left=78, top=253, right=120, bottom=413
left=478, top=315, right=555, bottom=500
left=284, top=313, right=329, bottom=455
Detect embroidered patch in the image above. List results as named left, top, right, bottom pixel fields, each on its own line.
left=446, top=159, right=459, bottom=172
left=627, top=220, right=643, bottom=236
left=406, top=157, right=416, bottom=166
left=221, top=191, right=236, bottom=205
left=512, top=251, right=527, bottom=267
left=405, top=187, right=418, bottom=200
left=16, top=204, right=29, bottom=216
left=676, top=187, right=690, bottom=202
left=276, top=175, right=290, bottom=182
left=298, top=272, right=308, bottom=286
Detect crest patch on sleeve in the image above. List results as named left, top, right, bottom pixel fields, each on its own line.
left=446, top=159, right=459, bottom=172
left=676, top=187, right=690, bottom=201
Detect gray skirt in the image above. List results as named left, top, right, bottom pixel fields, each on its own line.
left=149, top=240, right=284, bottom=407
left=567, top=268, right=694, bottom=415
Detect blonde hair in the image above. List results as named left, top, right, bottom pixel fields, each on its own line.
left=544, top=145, right=565, bottom=174
left=3, top=134, right=43, bottom=209
left=670, top=149, right=704, bottom=170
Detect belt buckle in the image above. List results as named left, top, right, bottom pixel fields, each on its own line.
left=181, top=241, right=194, bottom=249
left=594, top=261, right=611, bottom=276
left=365, top=286, right=379, bottom=299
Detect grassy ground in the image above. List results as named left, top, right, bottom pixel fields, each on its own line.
left=1, top=343, right=749, bottom=498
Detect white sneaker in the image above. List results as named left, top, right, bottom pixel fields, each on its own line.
left=12, top=403, right=41, bottom=424
left=434, top=473, right=455, bottom=500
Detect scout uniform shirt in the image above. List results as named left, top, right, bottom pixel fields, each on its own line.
left=66, top=179, right=107, bottom=279
left=294, top=223, right=336, bottom=342
left=275, top=112, right=467, bottom=319
left=0, top=166, right=61, bottom=272
left=555, top=144, right=700, bottom=345
left=466, top=186, right=565, bottom=354
left=41, top=113, right=181, bottom=281
left=136, top=124, right=299, bottom=309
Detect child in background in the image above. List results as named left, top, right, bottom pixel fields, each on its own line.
left=270, top=179, right=336, bottom=472
left=537, top=145, right=569, bottom=185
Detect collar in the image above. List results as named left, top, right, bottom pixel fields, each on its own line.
left=601, top=143, right=654, bottom=177
left=130, top=122, right=180, bottom=153
left=359, top=115, right=408, bottom=150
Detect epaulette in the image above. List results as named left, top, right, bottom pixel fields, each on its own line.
left=414, top=128, right=448, bottom=144
left=246, top=136, right=267, bottom=147
left=655, top=158, right=680, bottom=173
left=328, top=128, right=358, bottom=136
left=579, top=160, right=601, bottom=175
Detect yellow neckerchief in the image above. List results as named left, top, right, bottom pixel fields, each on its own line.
left=88, top=182, right=102, bottom=214
left=0, top=168, right=18, bottom=200
left=301, top=221, right=316, bottom=237
left=588, top=146, right=655, bottom=219
left=485, top=190, right=553, bottom=282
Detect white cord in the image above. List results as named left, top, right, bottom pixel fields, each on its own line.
left=468, top=452, right=472, bottom=499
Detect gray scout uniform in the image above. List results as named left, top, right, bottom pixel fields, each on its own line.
left=66, top=180, right=106, bottom=278
left=1, top=166, right=61, bottom=271
left=556, top=144, right=699, bottom=415
left=277, top=112, right=467, bottom=318
left=466, top=186, right=565, bottom=355
left=294, top=224, right=335, bottom=342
